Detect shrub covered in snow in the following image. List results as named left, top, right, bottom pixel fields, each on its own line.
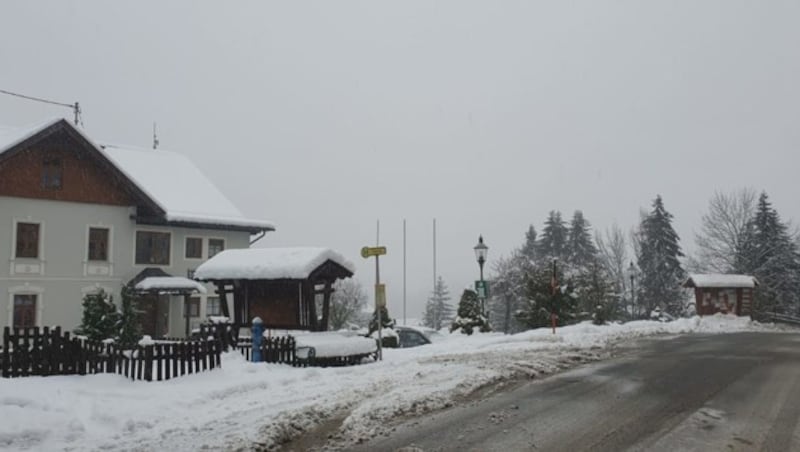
left=451, top=289, right=491, bottom=335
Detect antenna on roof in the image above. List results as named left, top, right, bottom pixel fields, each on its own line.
left=0, top=88, right=82, bottom=126
left=152, top=122, right=159, bottom=150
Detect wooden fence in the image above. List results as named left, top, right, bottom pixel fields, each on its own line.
left=1, top=326, right=221, bottom=381
left=233, top=336, right=298, bottom=365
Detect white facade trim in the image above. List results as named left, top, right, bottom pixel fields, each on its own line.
left=83, top=223, right=115, bottom=277
left=10, top=216, right=46, bottom=276
left=7, top=283, right=45, bottom=327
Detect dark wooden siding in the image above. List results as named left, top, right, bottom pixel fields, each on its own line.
left=0, top=132, right=134, bottom=206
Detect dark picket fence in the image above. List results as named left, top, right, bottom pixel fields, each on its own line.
left=1, top=326, right=221, bottom=381
left=233, top=336, right=298, bottom=366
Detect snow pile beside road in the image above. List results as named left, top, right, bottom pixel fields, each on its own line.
left=0, top=315, right=780, bottom=451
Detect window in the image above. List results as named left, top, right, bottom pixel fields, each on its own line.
left=15, top=222, right=40, bottom=258
left=88, top=227, right=110, bottom=261
left=208, top=239, right=224, bottom=258
left=206, top=296, right=221, bottom=316
left=13, top=294, right=37, bottom=328
left=185, top=237, right=203, bottom=259
left=184, top=297, right=200, bottom=318
left=135, top=231, right=171, bottom=265
left=42, top=156, right=63, bottom=190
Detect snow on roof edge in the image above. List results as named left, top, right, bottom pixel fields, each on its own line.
left=0, top=117, right=69, bottom=155
left=684, top=274, right=758, bottom=288
left=194, top=247, right=356, bottom=281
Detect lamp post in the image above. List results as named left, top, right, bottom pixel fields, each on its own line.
left=628, top=261, right=636, bottom=320
left=474, top=235, right=489, bottom=317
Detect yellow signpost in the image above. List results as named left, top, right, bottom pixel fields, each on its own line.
left=375, top=284, right=386, bottom=308
left=361, top=246, right=387, bottom=258
left=362, top=245, right=387, bottom=360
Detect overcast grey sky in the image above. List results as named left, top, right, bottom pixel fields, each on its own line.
left=2, top=1, right=799, bottom=319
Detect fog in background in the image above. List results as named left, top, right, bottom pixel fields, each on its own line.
left=2, top=1, right=798, bottom=319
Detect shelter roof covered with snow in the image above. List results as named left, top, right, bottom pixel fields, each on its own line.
left=194, top=247, right=355, bottom=281
left=683, top=274, right=759, bottom=289
left=134, top=276, right=207, bottom=294
left=0, top=118, right=274, bottom=233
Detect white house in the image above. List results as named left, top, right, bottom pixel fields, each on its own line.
left=0, top=118, right=275, bottom=337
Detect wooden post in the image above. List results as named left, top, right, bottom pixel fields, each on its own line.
left=2, top=327, right=9, bottom=378
left=321, top=280, right=332, bottom=331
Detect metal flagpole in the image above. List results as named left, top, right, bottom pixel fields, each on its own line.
left=403, top=219, right=407, bottom=326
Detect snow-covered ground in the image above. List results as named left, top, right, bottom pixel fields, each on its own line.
left=0, top=315, right=788, bottom=451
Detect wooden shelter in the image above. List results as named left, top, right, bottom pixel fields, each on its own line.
left=129, top=268, right=208, bottom=337
left=683, top=274, right=758, bottom=317
left=193, top=248, right=354, bottom=331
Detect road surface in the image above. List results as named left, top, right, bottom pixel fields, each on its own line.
left=354, top=332, right=800, bottom=452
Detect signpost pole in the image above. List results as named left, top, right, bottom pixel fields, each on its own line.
left=361, top=245, right=388, bottom=361
left=376, top=253, right=382, bottom=361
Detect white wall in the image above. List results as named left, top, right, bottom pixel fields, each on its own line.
left=0, top=195, right=252, bottom=336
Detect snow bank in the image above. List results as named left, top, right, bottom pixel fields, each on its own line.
left=0, top=315, right=785, bottom=451
left=293, top=332, right=377, bottom=358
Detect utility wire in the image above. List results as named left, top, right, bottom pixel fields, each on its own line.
left=0, top=88, right=82, bottom=126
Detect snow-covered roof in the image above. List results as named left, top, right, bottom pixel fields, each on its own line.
left=683, top=274, right=758, bottom=289
left=0, top=118, right=275, bottom=233
left=134, top=276, right=207, bottom=294
left=102, top=145, right=275, bottom=231
left=194, top=247, right=355, bottom=281
left=0, top=117, right=64, bottom=153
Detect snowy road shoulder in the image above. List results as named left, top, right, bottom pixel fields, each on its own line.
left=0, top=315, right=788, bottom=452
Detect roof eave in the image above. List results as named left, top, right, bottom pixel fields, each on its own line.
left=135, top=216, right=275, bottom=234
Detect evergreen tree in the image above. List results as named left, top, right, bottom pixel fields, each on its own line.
left=567, top=210, right=597, bottom=268
left=636, top=195, right=686, bottom=317
left=422, top=276, right=454, bottom=330
left=521, top=225, right=537, bottom=262
left=116, top=285, right=142, bottom=347
left=515, top=262, right=578, bottom=328
left=451, top=289, right=491, bottom=335
left=537, top=211, right=569, bottom=262
left=738, top=193, right=800, bottom=314
left=574, top=259, right=618, bottom=324
left=368, top=305, right=395, bottom=335
left=76, top=289, right=119, bottom=341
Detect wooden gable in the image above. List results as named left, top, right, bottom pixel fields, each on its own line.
left=0, top=120, right=158, bottom=211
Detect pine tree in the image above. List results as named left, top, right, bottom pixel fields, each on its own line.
left=521, top=225, right=537, bottom=262
left=76, top=289, right=119, bottom=341
left=738, top=193, right=800, bottom=314
left=636, top=195, right=686, bottom=317
left=116, top=285, right=142, bottom=347
left=574, top=259, right=618, bottom=324
left=537, top=211, right=569, bottom=262
left=515, top=262, right=578, bottom=328
left=567, top=210, right=597, bottom=268
left=368, top=305, right=395, bottom=335
left=423, top=276, right=454, bottom=330
left=451, top=289, right=491, bottom=335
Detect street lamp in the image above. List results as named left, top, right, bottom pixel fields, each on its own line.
left=628, top=261, right=636, bottom=319
left=474, top=235, right=489, bottom=316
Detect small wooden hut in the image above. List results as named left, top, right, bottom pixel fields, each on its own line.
left=683, top=274, right=758, bottom=317
left=194, top=247, right=354, bottom=331
left=129, top=268, right=208, bottom=337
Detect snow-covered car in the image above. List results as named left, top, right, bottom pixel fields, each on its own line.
left=395, top=326, right=444, bottom=348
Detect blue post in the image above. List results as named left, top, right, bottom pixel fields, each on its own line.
left=252, top=316, right=264, bottom=362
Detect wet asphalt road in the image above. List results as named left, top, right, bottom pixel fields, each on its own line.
left=354, top=332, right=800, bottom=452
